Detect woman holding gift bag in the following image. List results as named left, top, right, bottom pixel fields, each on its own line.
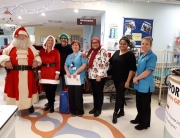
left=64, top=40, right=87, bottom=117
left=39, top=35, right=60, bottom=113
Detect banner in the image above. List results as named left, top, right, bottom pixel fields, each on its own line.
left=164, top=77, right=180, bottom=138
left=107, top=24, right=119, bottom=51
left=123, top=18, right=153, bottom=47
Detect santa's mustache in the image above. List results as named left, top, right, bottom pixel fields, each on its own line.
left=12, top=38, right=32, bottom=49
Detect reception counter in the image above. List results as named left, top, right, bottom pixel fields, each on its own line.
left=164, top=75, right=180, bottom=138
left=0, top=105, right=19, bottom=138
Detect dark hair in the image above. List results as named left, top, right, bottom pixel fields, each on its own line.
left=71, top=40, right=81, bottom=50
left=142, top=36, right=153, bottom=46
left=119, top=36, right=130, bottom=45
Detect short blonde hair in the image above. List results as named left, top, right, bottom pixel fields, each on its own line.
left=142, top=36, right=153, bottom=46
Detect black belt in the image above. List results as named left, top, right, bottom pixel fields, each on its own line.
left=12, top=65, right=33, bottom=71
left=42, top=63, right=56, bottom=67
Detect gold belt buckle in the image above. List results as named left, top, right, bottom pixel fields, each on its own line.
left=47, top=64, right=49, bottom=67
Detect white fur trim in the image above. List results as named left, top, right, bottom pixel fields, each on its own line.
left=2, top=44, right=14, bottom=55
left=55, top=71, right=60, bottom=74
left=43, top=35, right=55, bottom=50
left=4, top=93, right=38, bottom=110
left=0, top=55, right=10, bottom=66
left=39, top=79, right=60, bottom=84
left=16, top=50, right=28, bottom=54
left=29, top=46, right=42, bottom=66
left=18, top=30, right=28, bottom=36
left=13, top=27, right=29, bottom=38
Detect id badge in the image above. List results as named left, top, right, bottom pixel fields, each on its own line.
left=72, top=67, right=76, bottom=70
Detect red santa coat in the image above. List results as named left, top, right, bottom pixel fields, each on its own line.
left=39, top=48, right=60, bottom=84
left=0, top=44, right=42, bottom=110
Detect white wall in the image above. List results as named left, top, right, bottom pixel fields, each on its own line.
left=103, top=2, right=180, bottom=51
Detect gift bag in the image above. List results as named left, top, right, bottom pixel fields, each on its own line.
left=59, top=91, right=70, bottom=114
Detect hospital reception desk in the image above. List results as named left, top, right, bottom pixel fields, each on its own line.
left=0, top=105, right=19, bottom=138
left=164, top=75, right=180, bottom=138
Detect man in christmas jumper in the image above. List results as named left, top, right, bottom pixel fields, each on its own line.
left=0, top=26, right=42, bottom=113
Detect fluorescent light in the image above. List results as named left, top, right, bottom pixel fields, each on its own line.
left=74, top=9, right=78, bottom=13
left=41, top=13, right=46, bottom=16
left=18, top=16, right=22, bottom=19
left=4, top=24, right=16, bottom=27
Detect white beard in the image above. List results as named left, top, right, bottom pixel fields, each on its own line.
left=12, top=38, right=32, bottom=49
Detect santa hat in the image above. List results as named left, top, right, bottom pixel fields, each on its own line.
left=43, top=35, right=56, bottom=50
left=13, top=26, right=29, bottom=38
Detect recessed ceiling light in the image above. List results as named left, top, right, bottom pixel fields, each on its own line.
left=4, top=24, right=16, bottom=27
left=74, top=9, right=78, bottom=13
left=18, top=16, right=22, bottom=19
left=41, top=13, right=46, bottom=16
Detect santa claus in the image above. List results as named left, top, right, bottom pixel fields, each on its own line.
left=0, top=26, right=42, bottom=113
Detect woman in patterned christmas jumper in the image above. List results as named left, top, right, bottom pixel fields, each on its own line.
left=38, top=35, right=60, bottom=113
left=87, top=37, right=109, bottom=117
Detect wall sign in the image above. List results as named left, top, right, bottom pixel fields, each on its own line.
left=77, top=18, right=96, bottom=25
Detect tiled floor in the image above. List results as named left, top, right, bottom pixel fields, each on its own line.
left=0, top=68, right=167, bottom=138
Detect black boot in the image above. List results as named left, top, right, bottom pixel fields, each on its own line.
left=44, top=103, right=49, bottom=107
left=89, top=108, right=96, bottom=114
left=44, top=104, right=51, bottom=111
left=117, top=109, right=125, bottom=118
left=50, top=105, right=54, bottom=113
left=94, top=110, right=101, bottom=117
left=112, top=112, right=117, bottom=124
left=28, top=105, right=34, bottom=113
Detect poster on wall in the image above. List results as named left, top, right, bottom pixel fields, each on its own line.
left=107, top=24, right=119, bottom=51
left=164, top=78, right=180, bottom=138
left=123, top=18, right=153, bottom=47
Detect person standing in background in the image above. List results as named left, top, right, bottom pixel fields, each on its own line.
left=55, top=33, right=73, bottom=91
left=109, top=36, right=136, bottom=124
left=131, top=37, right=157, bottom=130
left=64, top=40, right=87, bottom=117
left=87, top=37, right=109, bottom=117
left=39, top=35, right=60, bottom=113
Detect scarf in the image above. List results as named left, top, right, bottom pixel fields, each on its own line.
left=87, top=37, right=101, bottom=68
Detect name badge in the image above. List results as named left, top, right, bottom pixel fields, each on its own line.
left=72, top=67, right=76, bottom=70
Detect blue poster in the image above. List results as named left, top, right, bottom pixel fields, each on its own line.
left=123, top=18, right=153, bottom=46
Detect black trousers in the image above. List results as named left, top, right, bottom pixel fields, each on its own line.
left=113, top=81, right=126, bottom=113
left=43, top=84, right=57, bottom=106
left=68, top=85, right=84, bottom=115
left=135, top=90, right=152, bottom=127
left=60, top=73, right=66, bottom=91
left=90, top=78, right=107, bottom=111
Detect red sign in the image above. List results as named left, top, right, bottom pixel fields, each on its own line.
left=77, top=18, right=96, bottom=25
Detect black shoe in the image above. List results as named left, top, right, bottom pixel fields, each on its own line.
left=44, top=104, right=51, bottom=111
left=49, top=106, right=54, bottom=113
left=44, top=103, right=49, bottom=107
left=28, top=105, right=34, bottom=113
left=112, top=112, right=117, bottom=124
left=135, top=125, right=147, bottom=130
left=94, top=110, right=101, bottom=117
left=89, top=108, right=96, bottom=114
left=130, top=120, right=139, bottom=124
left=117, top=111, right=125, bottom=118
